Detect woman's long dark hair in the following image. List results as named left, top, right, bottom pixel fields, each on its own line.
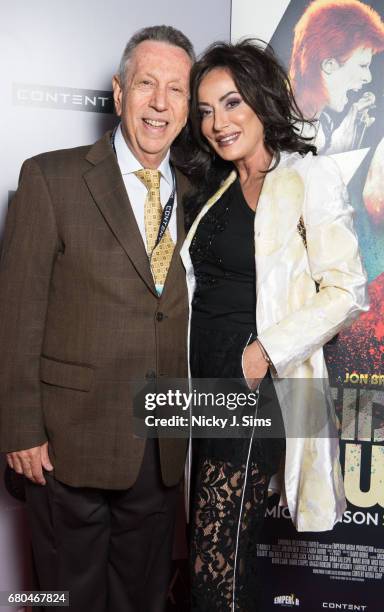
left=183, top=39, right=316, bottom=227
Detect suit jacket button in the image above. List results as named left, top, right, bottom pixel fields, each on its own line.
left=156, top=312, right=164, bottom=322
left=145, top=370, right=156, bottom=380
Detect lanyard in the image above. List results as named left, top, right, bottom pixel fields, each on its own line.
left=111, top=126, right=176, bottom=250
left=154, top=170, right=176, bottom=249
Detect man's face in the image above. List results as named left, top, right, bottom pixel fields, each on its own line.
left=113, top=40, right=192, bottom=168
left=322, top=47, right=373, bottom=113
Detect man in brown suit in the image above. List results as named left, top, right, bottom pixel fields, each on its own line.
left=0, top=25, right=194, bottom=612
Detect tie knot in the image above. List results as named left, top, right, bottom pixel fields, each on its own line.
left=134, top=169, right=161, bottom=191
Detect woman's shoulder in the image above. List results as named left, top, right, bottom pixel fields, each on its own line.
left=280, top=150, right=342, bottom=184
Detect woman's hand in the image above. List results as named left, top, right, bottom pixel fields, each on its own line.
left=242, top=340, right=269, bottom=389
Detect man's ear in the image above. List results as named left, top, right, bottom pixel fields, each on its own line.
left=321, top=58, right=340, bottom=75
left=112, top=75, right=123, bottom=116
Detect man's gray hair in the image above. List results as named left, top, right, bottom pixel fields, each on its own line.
left=118, top=25, right=195, bottom=86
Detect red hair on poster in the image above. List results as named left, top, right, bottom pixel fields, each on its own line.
left=290, top=0, right=384, bottom=117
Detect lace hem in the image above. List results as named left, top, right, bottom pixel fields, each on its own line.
left=191, top=456, right=269, bottom=611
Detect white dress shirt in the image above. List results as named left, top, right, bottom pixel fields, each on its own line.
left=114, top=123, right=177, bottom=245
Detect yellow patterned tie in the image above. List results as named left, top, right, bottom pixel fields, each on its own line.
left=134, top=169, right=175, bottom=293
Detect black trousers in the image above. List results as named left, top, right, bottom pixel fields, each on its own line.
left=25, top=439, right=178, bottom=612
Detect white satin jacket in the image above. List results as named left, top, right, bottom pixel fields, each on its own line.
left=180, top=151, right=369, bottom=532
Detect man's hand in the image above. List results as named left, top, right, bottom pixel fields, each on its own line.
left=242, top=340, right=269, bottom=389
left=6, top=442, right=53, bottom=485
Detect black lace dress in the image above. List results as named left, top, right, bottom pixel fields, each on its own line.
left=189, top=179, right=285, bottom=611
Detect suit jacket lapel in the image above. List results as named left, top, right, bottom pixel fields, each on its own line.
left=84, top=134, right=157, bottom=296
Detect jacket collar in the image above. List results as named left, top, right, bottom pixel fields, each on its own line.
left=183, top=170, right=237, bottom=248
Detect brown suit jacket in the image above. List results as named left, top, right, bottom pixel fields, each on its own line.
left=0, top=132, right=189, bottom=489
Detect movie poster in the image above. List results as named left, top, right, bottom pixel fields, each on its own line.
left=231, top=1, right=384, bottom=610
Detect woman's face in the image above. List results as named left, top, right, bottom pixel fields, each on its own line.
left=323, top=47, right=373, bottom=113
left=197, top=67, right=265, bottom=165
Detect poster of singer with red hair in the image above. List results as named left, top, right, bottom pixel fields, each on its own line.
left=269, top=0, right=384, bottom=379
left=289, top=0, right=384, bottom=154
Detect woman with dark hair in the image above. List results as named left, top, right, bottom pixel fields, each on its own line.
left=180, top=40, right=368, bottom=611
